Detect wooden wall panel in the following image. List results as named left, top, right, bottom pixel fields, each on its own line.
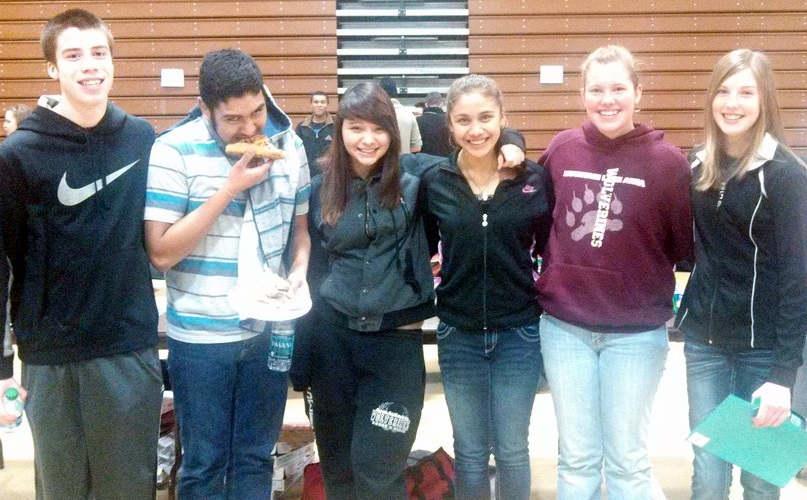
left=1, top=0, right=805, bottom=156
left=0, top=0, right=338, bottom=137
left=469, top=0, right=807, bottom=156
left=471, top=0, right=807, bottom=15
left=0, top=1, right=333, bottom=20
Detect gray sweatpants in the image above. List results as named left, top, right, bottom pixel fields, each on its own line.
left=23, top=347, right=163, bottom=500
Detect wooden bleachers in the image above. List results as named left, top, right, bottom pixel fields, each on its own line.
left=0, top=0, right=804, bottom=156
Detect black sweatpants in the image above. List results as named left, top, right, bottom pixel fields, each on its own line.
left=309, top=318, right=426, bottom=500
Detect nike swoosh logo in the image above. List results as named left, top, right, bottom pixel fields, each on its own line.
left=57, top=160, right=139, bottom=206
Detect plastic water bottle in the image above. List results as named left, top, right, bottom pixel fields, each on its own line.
left=2, top=387, right=24, bottom=431
left=789, top=411, right=807, bottom=431
left=267, top=320, right=295, bottom=372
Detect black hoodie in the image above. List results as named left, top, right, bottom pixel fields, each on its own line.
left=0, top=100, right=158, bottom=377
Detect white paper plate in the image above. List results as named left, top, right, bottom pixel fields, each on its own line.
left=227, top=285, right=312, bottom=321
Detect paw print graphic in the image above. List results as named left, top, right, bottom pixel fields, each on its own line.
left=565, top=184, right=623, bottom=242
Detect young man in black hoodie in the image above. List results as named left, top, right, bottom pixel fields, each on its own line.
left=295, top=90, right=334, bottom=176
left=0, top=9, right=162, bottom=499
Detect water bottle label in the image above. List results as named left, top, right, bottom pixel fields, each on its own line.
left=270, top=335, right=294, bottom=359
left=268, top=321, right=295, bottom=371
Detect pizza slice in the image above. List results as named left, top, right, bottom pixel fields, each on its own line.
left=225, top=134, right=286, bottom=159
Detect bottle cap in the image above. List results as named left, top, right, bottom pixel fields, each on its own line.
left=5, top=388, right=18, bottom=399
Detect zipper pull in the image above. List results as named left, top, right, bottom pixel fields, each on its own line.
left=482, top=213, right=488, bottom=227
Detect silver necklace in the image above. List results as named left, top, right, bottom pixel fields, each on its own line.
left=460, top=163, right=498, bottom=200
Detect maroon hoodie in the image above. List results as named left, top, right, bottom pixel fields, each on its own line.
left=536, top=120, right=693, bottom=332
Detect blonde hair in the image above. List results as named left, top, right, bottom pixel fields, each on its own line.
left=581, top=45, right=640, bottom=90
left=695, top=49, right=803, bottom=191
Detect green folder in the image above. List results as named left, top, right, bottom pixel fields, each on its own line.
left=687, top=394, right=807, bottom=488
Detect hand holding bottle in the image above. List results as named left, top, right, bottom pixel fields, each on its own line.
left=2, top=380, right=26, bottom=430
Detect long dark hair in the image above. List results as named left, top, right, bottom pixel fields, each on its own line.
left=320, top=82, right=402, bottom=224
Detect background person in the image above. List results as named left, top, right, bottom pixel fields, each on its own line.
left=535, top=45, right=693, bottom=499
left=0, top=9, right=163, bottom=499
left=417, top=91, right=453, bottom=157
left=295, top=90, right=333, bottom=176
left=144, top=48, right=310, bottom=499
left=380, top=76, right=422, bottom=154
left=0, top=102, right=30, bottom=357
left=420, top=74, right=553, bottom=500
left=675, top=49, right=807, bottom=499
left=3, top=103, right=32, bottom=135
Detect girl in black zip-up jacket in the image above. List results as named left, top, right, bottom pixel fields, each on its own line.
left=420, top=74, right=553, bottom=500
left=675, top=49, right=807, bottom=499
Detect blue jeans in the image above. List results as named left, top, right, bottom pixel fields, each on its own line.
left=167, top=335, right=288, bottom=500
left=437, top=320, right=543, bottom=500
left=539, top=314, right=668, bottom=500
left=685, top=339, right=780, bottom=500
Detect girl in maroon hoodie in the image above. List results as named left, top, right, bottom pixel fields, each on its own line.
left=536, top=45, right=693, bottom=499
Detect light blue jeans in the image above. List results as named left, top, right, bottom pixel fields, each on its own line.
left=437, top=320, right=543, bottom=500
left=685, top=339, right=780, bottom=499
left=540, top=314, right=668, bottom=500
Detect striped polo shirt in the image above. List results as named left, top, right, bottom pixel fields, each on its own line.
left=145, top=116, right=309, bottom=343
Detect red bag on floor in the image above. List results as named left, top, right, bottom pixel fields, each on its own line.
left=301, top=448, right=456, bottom=500
left=302, top=462, right=325, bottom=500
left=406, top=447, right=456, bottom=499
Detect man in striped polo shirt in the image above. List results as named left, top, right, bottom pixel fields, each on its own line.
left=144, top=49, right=310, bottom=499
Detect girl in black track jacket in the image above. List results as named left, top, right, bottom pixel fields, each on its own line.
left=675, top=49, right=807, bottom=499
left=420, top=74, right=553, bottom=500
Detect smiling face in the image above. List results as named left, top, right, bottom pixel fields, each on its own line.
left=712, top=68, right=761, bottom=156
left=46, top=27, right=113, bottom=114
left=448, top=90, right=505, bottom=160
left=201, top=91, right=267, bottom=145
left=342, top=118, right=391, bottom=178
left=582, top=60, right=642, bottom=139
